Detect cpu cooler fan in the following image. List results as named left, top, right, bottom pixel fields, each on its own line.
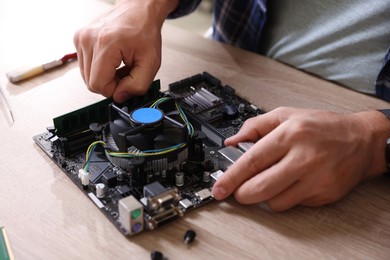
left=101, top=97, right=191, bottom=174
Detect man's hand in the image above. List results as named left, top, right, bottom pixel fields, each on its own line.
left=73, top=0, right=179, bottom=103
left=212, top=107, right=390, bottom=211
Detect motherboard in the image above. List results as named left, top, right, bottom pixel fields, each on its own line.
left=33, top=72, right=263, bottom=236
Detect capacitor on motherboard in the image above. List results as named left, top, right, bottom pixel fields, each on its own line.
left=96, top=183, right=106, bottom=198
left=161, top=170, right=166, bottom=179
left=116, top=168, right=125, bottom=182
left=203, top=171, right=211, bottom=183
left=208, top=150, right=218, bottom=171
left=175, top=172, right=184, bottom=187
left=238, top=103, right=245, bottom=113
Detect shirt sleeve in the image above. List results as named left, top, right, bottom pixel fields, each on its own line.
left=167, top=0, right=203, bottom=19
left=375, top=47, right=390, bottom=102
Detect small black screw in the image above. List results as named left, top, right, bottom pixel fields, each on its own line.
left=150, top=250, right=163, bottom=260
left=183, top=229, right=196, bottom=244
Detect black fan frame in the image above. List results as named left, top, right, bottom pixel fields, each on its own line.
left=107, top=99, right=188, bottom=153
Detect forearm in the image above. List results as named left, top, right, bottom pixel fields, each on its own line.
left=115, top=0, right=179, bottom=25
left=355, top=110, right=390, bottom=179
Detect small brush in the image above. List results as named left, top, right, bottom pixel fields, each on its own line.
left=6, top=52, right=77, bottom=83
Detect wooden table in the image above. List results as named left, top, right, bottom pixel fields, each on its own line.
left=1, top=0, right=389, bottom=259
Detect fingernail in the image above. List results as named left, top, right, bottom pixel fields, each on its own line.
left=258, top=202, right=273, bottom=212
left=212, top=186, right=227, bottom=200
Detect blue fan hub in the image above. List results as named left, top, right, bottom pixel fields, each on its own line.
left=130, top=108, right=164, bottom=125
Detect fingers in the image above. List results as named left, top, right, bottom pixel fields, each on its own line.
left=267, top=181, right=307, bottom=212
left=224, top=116, right=269, bottom=147
left=232, top=149, right=306, bottom=205
left=214, top=108, right=373, bottom=212
left=224, top=107, right=296, bottom=147
left=73, top=28, right=102, bottom=94
left=73, top=2, right=164, bottom=103
left=214, top=107, right=299, bottom=200
left=212, top=123, right=290, bottom=200
left=74, top=34, right=159, bottom=103
left=266, top=172, right=346, bottom=212
left=88, top=47, right=123, bottom=98
left=113, top=50, right=161, bottom=103
left=113, top=66, right=154, bottom=103
left=73, top=30, right=87, bottom=85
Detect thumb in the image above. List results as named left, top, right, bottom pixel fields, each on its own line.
left=113, top=60, right=160, bottom=103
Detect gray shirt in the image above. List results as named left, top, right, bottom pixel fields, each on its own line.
left=260, top=0, right=390, bottom=94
